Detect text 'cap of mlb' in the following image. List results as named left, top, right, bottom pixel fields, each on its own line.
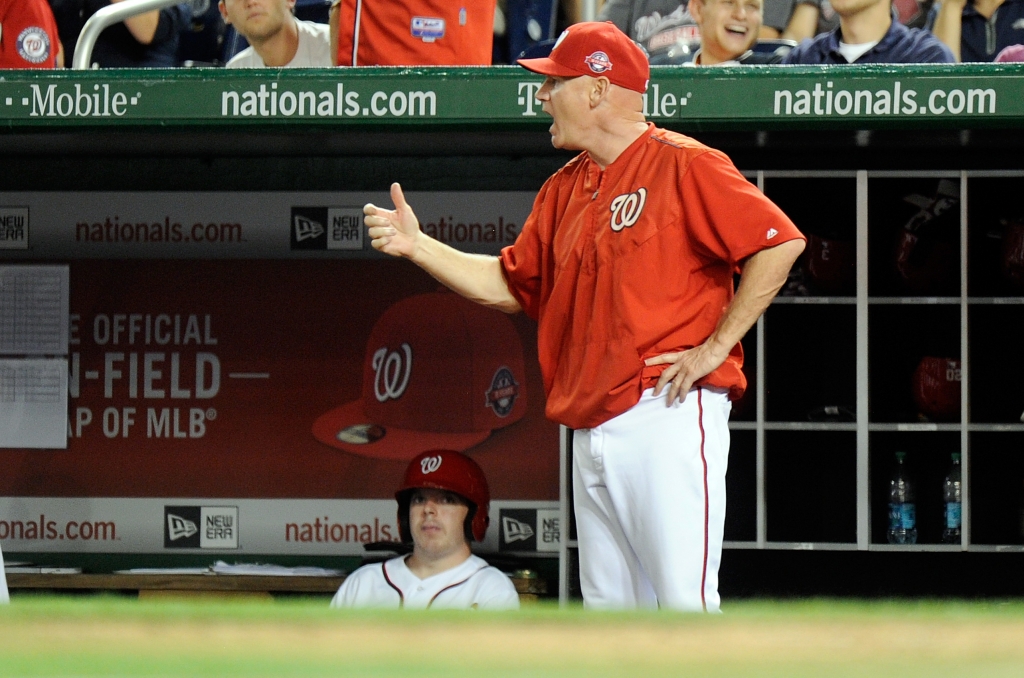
left=312, top=291, right=527, bottom=460
left=517, top=21, right=650, bottom=94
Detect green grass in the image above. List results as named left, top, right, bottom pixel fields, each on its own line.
left=2, top=596, right=1024, bottom=677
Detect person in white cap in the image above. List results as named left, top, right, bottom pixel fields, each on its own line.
left=363, top=21, right=805, bottom=611
left=331, top=449, right=519, bottom=610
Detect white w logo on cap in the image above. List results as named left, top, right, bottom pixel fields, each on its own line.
left=372, top=343, right=412, bottom=402
left=420, top=455, right=442, bottom=474
left=610, top=188, right=647, bottom=232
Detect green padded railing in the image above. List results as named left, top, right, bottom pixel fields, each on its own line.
left=1, top=64, right=1022, bottom=130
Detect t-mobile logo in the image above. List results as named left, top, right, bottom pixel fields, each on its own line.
left=517, top=82, right=543, bottom=117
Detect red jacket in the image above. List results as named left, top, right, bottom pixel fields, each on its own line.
left=336, top=0, right=494, bottom=66
left=0, top=0, right=60, bottom=68
left=501, top=125, right=805, bottom=429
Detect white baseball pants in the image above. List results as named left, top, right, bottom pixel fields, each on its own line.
left=572, top=387, right=731, bottom=611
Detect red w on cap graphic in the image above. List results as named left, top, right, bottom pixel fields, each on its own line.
left=312, top=291, right=527, bottom=460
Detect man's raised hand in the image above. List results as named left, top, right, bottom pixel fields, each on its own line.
left=364, top=183, right=422, bottom=259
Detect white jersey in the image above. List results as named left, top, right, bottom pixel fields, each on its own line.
left=330, top=554, right=520, bottom=610
left=226, top=19, right=332, bottom=68
left=0, top=542, right=9, bottom=604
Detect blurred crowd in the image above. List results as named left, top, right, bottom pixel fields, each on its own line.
left=1, top=0, right=1022, bottom=70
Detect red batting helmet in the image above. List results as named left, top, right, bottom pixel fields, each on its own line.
left=395, top=450, right=491, bottom=543
left=912, top=357, right=961, bottom=422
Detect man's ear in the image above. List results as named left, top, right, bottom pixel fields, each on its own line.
left=218, top=1, right=231, bottom=25
left=590, top=77, right=611, bottom=107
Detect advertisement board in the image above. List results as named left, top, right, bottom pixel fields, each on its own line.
left=0, top=192, right=558, bottom=556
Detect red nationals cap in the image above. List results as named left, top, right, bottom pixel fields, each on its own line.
left=312, top=291, right=527, bottom=460
left=518, top=21, right=650, bottom=94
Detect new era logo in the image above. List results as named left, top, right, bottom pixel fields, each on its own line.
left=164, top=506, right=239, bottom=549
left=294, top=215, right=325, bottom=242
left=498, top=509, right=559, bottom=552
left=767, top=228, right=779, bottom=239
left=167, top=513, right=198, bottom=541
left=290, top=206, right=364, bottom=250
left=0, top=207, right=29, bottom=250
left=502, top=516, right=534, bottom=543
left=498, top=509, right=537, bottom=551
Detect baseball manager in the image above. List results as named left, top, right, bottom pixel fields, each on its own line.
left=364, top=21, right=805, bottom=611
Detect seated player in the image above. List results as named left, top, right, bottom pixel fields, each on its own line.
left=783, top=0, right=955, bottom=62
left=221, top=0, right=331, bottom=67
left=689, top=0, right=785, bottom=63
left=330, top=450, right=520, bottom=610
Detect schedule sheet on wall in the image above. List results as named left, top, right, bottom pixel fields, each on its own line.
left=0, top=265, right=69, bottom=448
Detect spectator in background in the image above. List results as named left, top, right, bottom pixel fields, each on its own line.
left=220, top=0, right=330, bottom=67
left=0, top=0, right=62, bottom=67
left=761, top=0, right=841, bottom=42
left=689, top=0, right=788, bottom=63
left=50, top=0, right=190, bottom=67
left=598, top=0, right=702, bottom=55
left=329, top=0, right=495, bottom=66
left=928, top=0, right=1024, bottom=61
left=783, top=0, right=955, bottom=62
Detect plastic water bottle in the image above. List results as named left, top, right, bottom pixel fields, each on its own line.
left=942, top=452, right=962, bottom=544
left=888, top=451, right=917, bottom=544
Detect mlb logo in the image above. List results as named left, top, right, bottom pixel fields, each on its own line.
left=327, top=207, right=364, bottom=250
left=411, top=16, right=445, bottom=40
left=290, top=207, right=328, bottom=250
left=0, top=207, right=29, bottom=250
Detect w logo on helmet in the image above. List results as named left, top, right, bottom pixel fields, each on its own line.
left=609, top=188, right=647, bottom=232
left=420, top=455, right=442, bottom=474
left=372, top=343, right=412, bottom=402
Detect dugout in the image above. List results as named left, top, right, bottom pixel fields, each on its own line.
left=2, top=64, right=1024, bottom=600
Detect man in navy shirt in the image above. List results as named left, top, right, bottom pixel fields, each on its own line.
left=929, top=0, right=1024, bottom=62
left=783, top=0, right=955, bottom=62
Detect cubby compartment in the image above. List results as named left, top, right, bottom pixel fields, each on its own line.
left=967, top=176, right=1024, bottom=298
left=969, top=306, right=1024, bottom=425
left=869, top=432, right=962, bottom=545
left=724, top=430, right=757, bottom=542
left=868, top=304, right=961, bottom=424
left=764, top=305, right=857, bottom=423
left=868, top=177, right=962, bottom=299
left=969, top=433, right=1024, bottom=546
left=764, top=176, right=857, bottom=298
left=766, top=431, right=857, bottom=543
